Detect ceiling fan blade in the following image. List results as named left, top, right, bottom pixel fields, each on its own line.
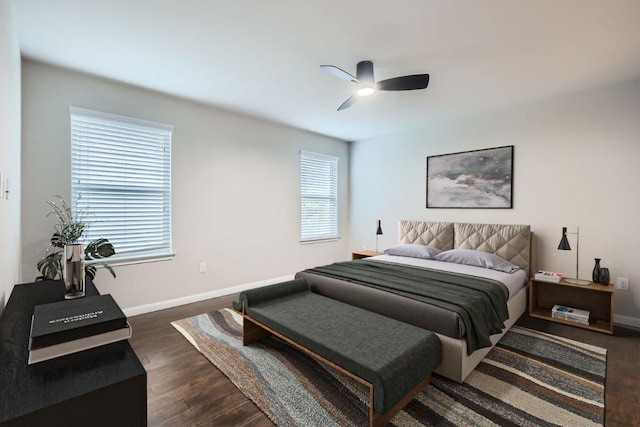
left=377, top=74, right=430, bottom=91
left=320, top=65, right=358, bottom=83
left=337, top=95, right=358, bottom=111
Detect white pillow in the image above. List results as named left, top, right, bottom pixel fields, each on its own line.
left=435, top=249, right=520, bottom=273
left=384, top=244, right=441, bottom=260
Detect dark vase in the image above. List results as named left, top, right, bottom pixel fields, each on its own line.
left=592, top=258, right=601, bottom=283
left=599, top=268, right=610, bottom=285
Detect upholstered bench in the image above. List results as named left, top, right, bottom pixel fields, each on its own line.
left=232, top=278, right=442, bottom=427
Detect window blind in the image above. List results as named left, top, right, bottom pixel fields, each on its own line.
left=300, top=151, right=339, bottom=242
left=70, top=107, right=174, bottom=262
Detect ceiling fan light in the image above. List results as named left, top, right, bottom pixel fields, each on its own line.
left=356, top=85, right=375, bottom=97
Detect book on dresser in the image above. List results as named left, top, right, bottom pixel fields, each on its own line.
left=534, top=270, right=563, bottom=283
left=28, top=294, right=131, bottom=364
left=551, top=304, right=590, bottom=325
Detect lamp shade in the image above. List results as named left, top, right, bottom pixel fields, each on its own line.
left=557, top=227, right=571, bottom=250
left=376, top=220, right=383, bottom=235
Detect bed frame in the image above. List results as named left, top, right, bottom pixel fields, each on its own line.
left=302, top=220, right=532, bottom=383
left=399, top=220, right=531, bottom=382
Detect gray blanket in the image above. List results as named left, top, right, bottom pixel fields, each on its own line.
left=303, top=260, right=509, bottom=354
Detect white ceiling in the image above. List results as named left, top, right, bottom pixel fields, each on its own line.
left=14, top=0, right=640, bottom=141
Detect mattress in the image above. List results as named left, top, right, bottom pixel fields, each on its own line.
left=295, top=255, right=528, bottom=341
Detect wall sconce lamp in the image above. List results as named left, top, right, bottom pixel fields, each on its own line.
left=557, top=226, right=591, bottom=285
left=376, top=220, right=383, bottom=253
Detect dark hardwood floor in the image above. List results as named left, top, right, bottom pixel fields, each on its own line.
left=129, top=294, right=639, bottom=426
left=128, top=294, right=273, bottom=427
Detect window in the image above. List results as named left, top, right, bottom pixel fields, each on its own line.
left=70, top=107, right=173, bottom=263
left=300, top=151, right=339, bottom=242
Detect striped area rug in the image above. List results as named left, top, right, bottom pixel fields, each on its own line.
left=172, top=309, right=606, bottom=426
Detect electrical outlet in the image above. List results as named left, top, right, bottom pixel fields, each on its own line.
left=199, top=261, right=207, bottom=273
left=616, top=277, right=629, bottom=291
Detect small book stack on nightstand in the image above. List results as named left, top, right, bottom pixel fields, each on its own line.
left=534, top=270, right=563, bottom=283
left=551, top=304, right=589, bottom=325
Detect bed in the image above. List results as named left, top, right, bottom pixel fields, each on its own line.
left=295, top=220, right=531, bottom=383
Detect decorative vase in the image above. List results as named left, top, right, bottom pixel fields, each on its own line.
left=592, top=258, right=601, bottom=283
left=63, top=244, right=85, bottom=299
left=598, top=268, right=610, bottom=285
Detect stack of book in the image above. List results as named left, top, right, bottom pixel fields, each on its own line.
left=534, top=270, right=563, bottom=283
left=28, top=294, right=131, bottom=364
left=551, top=304, right=590, bottom=325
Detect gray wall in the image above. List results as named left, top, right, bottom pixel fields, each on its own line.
left=0, top=0, right=22, bottom=312
left=350, top=78, right=640, bottom=327
left=21, top=60, right=350, bottom=313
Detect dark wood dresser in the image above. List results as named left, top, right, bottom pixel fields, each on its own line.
left=0, top=278, right=147, bottom=426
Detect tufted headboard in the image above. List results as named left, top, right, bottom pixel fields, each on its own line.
left=398, top=220, right=531, bottom=276
left=398, top=220, right=454, bottom=250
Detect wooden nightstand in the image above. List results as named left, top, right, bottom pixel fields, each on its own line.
left=352, top=250, right=383, bottom=260
left=529, top=278, right=615, bottom=334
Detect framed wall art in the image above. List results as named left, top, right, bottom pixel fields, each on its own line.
left=426, top=145, right=513, bottom=208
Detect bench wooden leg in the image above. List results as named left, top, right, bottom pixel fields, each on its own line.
left=370, top=375, right=432, bottom=427
left=242, top=315, right=272, bottom=345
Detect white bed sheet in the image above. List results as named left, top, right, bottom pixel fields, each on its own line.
left=368, top=254, right=529, bottom=299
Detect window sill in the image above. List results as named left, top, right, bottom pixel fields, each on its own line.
left=86, top=252, right=176, bottom=267
left=300, top=237, right=341, bottom=245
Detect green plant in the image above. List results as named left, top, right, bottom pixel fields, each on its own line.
left=47, top=195, right=88, bottom=245
left=36, top=195, right=117, bottom=281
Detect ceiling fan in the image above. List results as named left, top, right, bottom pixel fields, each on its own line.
left=320, top=60, right=430, bottom=111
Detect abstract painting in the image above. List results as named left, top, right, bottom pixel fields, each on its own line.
left=426, top=145, right=513, bottom=208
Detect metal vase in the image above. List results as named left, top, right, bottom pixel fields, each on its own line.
left=598, top=268, right=610, bottom=285
left=592, top=258, right=601, bottom=283
left=63, top=244, right=85, bottom=299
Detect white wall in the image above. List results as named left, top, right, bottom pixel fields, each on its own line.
left=21, top=60, right=350, bottom=313
left=350, top=79, right=640, bottom=327
left=0, top=0, right=22, bottom=312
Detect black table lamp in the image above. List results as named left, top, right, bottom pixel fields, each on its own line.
left=376, top=220, right=383, bottom=253
left=557, top=226, right=590, bottom=285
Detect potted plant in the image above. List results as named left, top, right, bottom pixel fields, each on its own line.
left=36, top=196, right=116, bottom=298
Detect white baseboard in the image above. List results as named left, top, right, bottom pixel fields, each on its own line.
left=614, top=314, right=640, bottom=329
left=122, top=274, right=295, bottom=317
